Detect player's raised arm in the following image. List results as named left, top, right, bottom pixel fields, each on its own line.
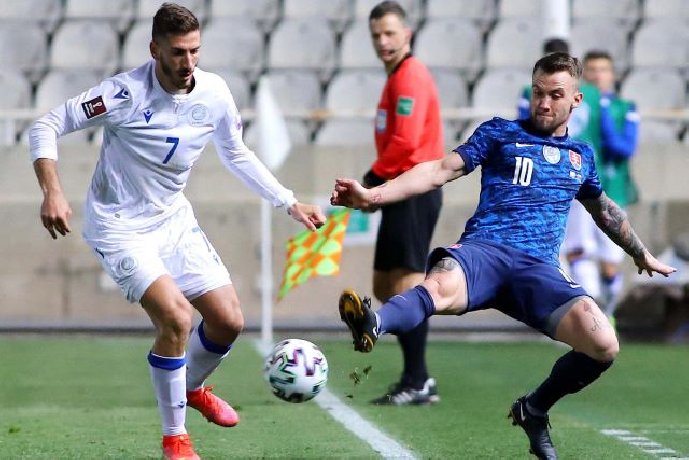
left=580, top=193, right=676, bottom=277
left=331, top=152, right=465, bottom=211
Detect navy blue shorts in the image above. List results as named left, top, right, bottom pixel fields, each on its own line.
left=426, top=239, right=588, bottom=336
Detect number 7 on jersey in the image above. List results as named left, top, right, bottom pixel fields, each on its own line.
left=163, top=136, right=179, bottom=164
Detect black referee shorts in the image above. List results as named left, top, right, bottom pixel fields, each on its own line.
left=373, top=188, right=442, bottom=273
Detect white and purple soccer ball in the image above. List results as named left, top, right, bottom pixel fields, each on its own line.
left=263, top=339, right=329, bottom=403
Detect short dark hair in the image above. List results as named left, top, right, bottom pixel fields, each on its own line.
left=543, top=38, right=570, bottom=55
left=152, top=2, right=199, bottom=42
left=583, top=50, right=613, bottom=64
left=369, top=1, right=407, bottom=22
left=532, top=52, right=582, bottom=81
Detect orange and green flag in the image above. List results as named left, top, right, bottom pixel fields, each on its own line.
left=277, top=209, right=350, bottom=300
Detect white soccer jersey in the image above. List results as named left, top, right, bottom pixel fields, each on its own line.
left=30, top=60, right=296, bottom=234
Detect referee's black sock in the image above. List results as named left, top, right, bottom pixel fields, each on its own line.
left=526, top=350, right=613, bottom=415
left=398, top=319, right=430, bottom=389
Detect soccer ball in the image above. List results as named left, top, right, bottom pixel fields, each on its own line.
left=263, top=338, right=329, bottom=403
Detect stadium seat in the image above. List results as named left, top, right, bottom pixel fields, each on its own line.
left=638, top=120, right=681, bottom=143
left=339, top=20, right=380, bottom=70
left=0, top=70, right=32, bottom=145
left=284, top=0, right=353, bottom=33
left=264, top=71, right=323, bottom=115
left=0, top=0, right=62, bottom=32
left=486, top=19, right=542, bottom=70
left=354, top=0, right=423, bottom=27
left=498, top=0, right=540, bottom=18
left=415, top=19, right=483, bottom=81
left=325, top=70, right=386, bottom=114
left=425, top=0, right=496, bottom=30
left=203, top=69, right=252, bottom=110
left=0, top=21, right=49, bottom=83
left=243, top=119, right=312, bottom=148
left=50, top=20, right=120, bottom=78
left=472, top=69, right=532, bottom=112
left=121, top=20, right=152, bottom=71
left=644, top=0, right=689, bottom=20
left=315, top=119, right=373, bottom=146
left=570, top=19, right=629, bottom=74
left=267, top=19, right=336, bottom=81
left=201, top=19, right=264, bottom=83
left=64, top=0, right=135, bottom=32
left=572, top=0, right=640, bottom=32
left=632, top=19, right=689, bottom=71
left=430, top=70, right=469, bottom=109
left=621, top=69, right=686, bottom=110
left=208, top=0, right=280, bottom=32
left=137, top=0, right=206, bottom=23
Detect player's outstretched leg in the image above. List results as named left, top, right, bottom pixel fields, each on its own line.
left=187, top=385, right=239, bottom=427
left=508, top=396, right=558, bottom=460
left=162, top=433, right=201, bottom=460
left=339, top=289, right=380, bottom=352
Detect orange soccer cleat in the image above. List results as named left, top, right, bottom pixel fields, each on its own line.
left=186, top=385, right=239, bottom=427
left=162, top=434, right=200, bottom=460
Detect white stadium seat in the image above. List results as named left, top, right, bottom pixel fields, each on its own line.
left=430, top=70, right=469, bottom=109
left=426, top=0, right=496, bottom=30
left=0, top=21, right=49, bottom=82
left=472, top=69, right=532, bottom=111
left=339, top=20, right=380, bottom=70
left=632, top=19, right=689, bottom=70
left=121, top=21, right=152, bottom=71
left=0, top=0, right=62, bottom=32
left=644, top=0, right=689, bottom=20
left=486, top=19, right=541, bottom=70
left=284, top=0, right=353, bottom=33
left=570, top=19, right=630, bottom=73
left=243, top=120, right=311, bottom=148
left=50, top=20, right=120, bottom=78
left=264, top=71, right=323, bottom=114
left=325, top=70, right=386, bottom=113
left=415, top=19, right=483, bottom=81
left=572, top=0, right=640, bottom=32
left=208, top=0, right=280, bottom=32
left=201, top=19, right=264, bottom=83
left=499, top=0, right=540, bottom=18
left=64, top=0, right=135, bottom=31
left=268, top=19, right=336, bottom=81
left=621, top=69, right=686, bottom=110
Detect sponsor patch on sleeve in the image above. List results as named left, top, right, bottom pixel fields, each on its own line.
left=81, top=95, right=107, bottom=119
left=396, top=96, right=414, bottom=116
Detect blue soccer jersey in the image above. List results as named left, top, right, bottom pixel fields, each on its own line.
left=454, top=117, right=602, bottom=265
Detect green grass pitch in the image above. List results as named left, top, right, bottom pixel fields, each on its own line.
left=0, top=335, right=687, bottom=459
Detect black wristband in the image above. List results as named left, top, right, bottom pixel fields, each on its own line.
left=362, top=169, right=385, bottom=188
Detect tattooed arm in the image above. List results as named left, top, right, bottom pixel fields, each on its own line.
left=580, top=193, right=676, bottom=277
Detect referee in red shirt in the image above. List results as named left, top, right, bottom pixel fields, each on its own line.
left=361, top=1, right=443, bottom=406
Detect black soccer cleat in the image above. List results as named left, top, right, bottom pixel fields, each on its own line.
left=508, top=396, right=558, bottom=460
left=338, top=289, right=379, bottom=353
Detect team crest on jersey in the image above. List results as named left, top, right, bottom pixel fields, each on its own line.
left=189, top=104, right=210, bottom=127
left=568, top=150, right=582, bottom=171
left=81, top=95, right=107, bottom=119
left=542, top=145, right=561, bottom=164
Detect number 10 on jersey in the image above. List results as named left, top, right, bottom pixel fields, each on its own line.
left=512, top=156, right=533, bottom=186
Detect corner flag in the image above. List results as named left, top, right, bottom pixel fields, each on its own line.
left=278, top=209, right=351, bottom=300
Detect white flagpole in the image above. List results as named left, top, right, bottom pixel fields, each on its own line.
left=256, top=76, right=291, bottom=349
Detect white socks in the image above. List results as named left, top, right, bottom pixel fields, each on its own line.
left=186, top=321, right=232, bottom=391
left=148, top=352, right=187, bottom=436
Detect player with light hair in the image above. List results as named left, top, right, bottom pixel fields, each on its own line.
left=29, top=3, right=325, bottom=459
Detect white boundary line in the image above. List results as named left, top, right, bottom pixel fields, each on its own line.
left=600, top=429, right=688, bottom=459
left=255, top=340, right=418, bottom=459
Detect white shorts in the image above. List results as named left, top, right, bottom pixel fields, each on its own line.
left=84, top=205, right=231, bottom=303
left=562, top=200, right=625, bottom=264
